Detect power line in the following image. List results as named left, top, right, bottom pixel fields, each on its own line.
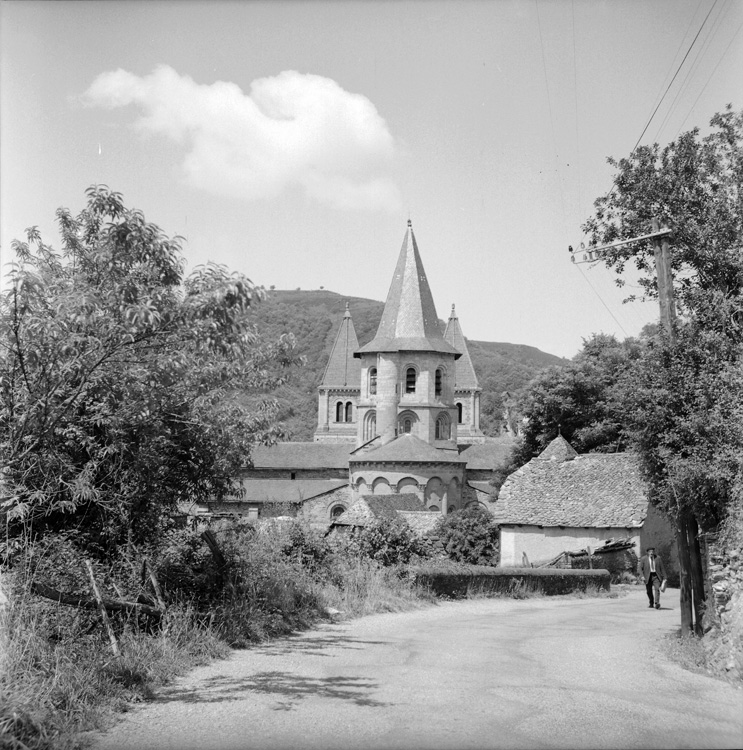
left=674, top=12, right=743, bottom=136
left=573, top=263, right=630, bottom=338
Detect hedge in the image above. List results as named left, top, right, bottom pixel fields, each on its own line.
left=409, top=564, right=611, bottom=598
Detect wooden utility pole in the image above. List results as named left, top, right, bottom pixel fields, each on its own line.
left=651, top=218, right=696, bottom=636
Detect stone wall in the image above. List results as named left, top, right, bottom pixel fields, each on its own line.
left=705, top=535, right=743, bottom=679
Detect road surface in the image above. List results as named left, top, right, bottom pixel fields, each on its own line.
left=92, top=588, right=743, bottom=750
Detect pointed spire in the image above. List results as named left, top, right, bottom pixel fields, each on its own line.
left=443, top=304, right=479, bottom=389
left=319, top=304, right=361, bottom=387
left=356, top=223, right=459, bottom=357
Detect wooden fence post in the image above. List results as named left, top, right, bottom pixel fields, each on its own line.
left=85, top=560, right=120, bottom=657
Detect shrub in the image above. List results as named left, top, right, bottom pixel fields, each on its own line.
left=434, top=505, right=499, bottom=565
left=344, top=518, right=430, bottom=566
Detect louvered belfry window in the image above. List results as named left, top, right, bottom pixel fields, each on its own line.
left=435, top=368, right=443, bottom=397
left=369, top=368, right=377, bottom=395
left=405, top=367, right=416, bottom=394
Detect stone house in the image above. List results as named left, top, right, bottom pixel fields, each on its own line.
left=493, top=435, right=678, bottom=580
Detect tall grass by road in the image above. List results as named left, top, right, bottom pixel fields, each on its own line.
left=0, top=521, right=429, bottom=750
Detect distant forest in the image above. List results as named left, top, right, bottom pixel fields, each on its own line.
left=250, top=289, right=567, bottom=440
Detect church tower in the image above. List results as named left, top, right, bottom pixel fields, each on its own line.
left=444, top=305, right=486, bottom=444
left=348, top=222, right=467, bottom=512
left=313, top=303, right=361, bottom=443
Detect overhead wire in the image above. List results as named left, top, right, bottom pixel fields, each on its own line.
left=651, top=0, right=731, bottom=144
left=674, top=12, right=743, bottom=136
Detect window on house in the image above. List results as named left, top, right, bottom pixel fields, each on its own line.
left=331, top=504, right=346, bottom=520
left=457, top=403, right=463, bottom=424
left=369, top=368, right=377, bottom=395
left=436, top=415, right=450, bottom=440
left=345, top=401, right=353, bottom=422
left=335, top=401, right=343, bottom=422
left=403, top=418, right=412, bottom=433
left=435, top=368, right=443, bottom=397
left=406, top=367, right=416, bottom=394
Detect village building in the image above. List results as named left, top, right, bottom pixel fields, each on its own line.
left=493, top=435, right=678, bottom=580
left=205, top=221, right=514, bottom=529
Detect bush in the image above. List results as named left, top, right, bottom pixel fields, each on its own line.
left=338, top=518, right=430, bottom=566
left=434, top=505, right=499, bottom=565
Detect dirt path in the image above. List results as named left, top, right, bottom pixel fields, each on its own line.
left=91, top=589, right=743, bottom=750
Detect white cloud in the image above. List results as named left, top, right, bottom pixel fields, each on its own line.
left=83, top=66, right=401, bottom=211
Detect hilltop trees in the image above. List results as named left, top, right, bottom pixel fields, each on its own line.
left=0, top=186, right=295, bottom=554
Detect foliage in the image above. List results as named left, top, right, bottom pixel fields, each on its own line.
left=0, top=186, right=296, bottom=553
left=434, top=505, right=500, bottom=565
left=582, top=106, right=743, bottom=530
left=338, top=517, right=430, bottom=567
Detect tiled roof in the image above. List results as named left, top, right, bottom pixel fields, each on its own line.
left=443, top=306, right=480, bottom=390
left=319, top=305, right=361, bottom=388
left=249, top=442, right=352, bottom=470
left=356, top=223, right=460, bottom=357
left=493, top=448, right=648, bottom=528
left=537, top=434, right=578, bottom=462
left=349, top=433, right=466, bottom=464
left=332, top=493, right=427, bottom=527
left=234, top=479, right=348, bottom=505
left=467, top=481, right=496, bottom=498
left=458, top=438, right=516, bottom=470
left=398, top=510, right=442, bottom=535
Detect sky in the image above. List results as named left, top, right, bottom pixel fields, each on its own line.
left=1, top=0, right=741, bottom=358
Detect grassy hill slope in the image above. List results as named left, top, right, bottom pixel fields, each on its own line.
left=251, top=289, right=567, bottom=439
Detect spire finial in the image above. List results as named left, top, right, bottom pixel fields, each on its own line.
left=451, top=303, right=456, bottom=317
left=407, top=218, right=412, bottom=228
left=344, top=301, right=351, bottom=317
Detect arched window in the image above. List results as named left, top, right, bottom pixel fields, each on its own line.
left=435, top=414, right=450, bottom=440
left=363, top=411, right=376, bottom=442
left=369, top=368, right=377, bottom=395
left=330, top=504, right=346, bottom=520
left=335, top=401, right=344, bottom=422
left=435, top=368, right=443, bottom=397
left=403, top=418, right=412, bottom=433
left=405, top=367, right=417, bottom=394
left=456, top=402, right=463, bottom=424
left=345, top=401, right=353, bottom=422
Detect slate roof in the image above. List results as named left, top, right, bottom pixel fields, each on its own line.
left=349, top=433, right=466, bottom=465
left=443, top=305, right=480, bottom=390
left=235, top=479, right=348, bottom=504
left=319, top=304, right=361, bottom=388
left=458, top=438, right=516, bottom=471
left=493, top=437, right=647, bottom=528
left=250, top=443, right=352, bottom=470
left=398, top=510, right=442, bottom=535
left=538, top=434, right=578, bottom=462
left=356, top=222, right=460, bottom=357
left=332, top=493, right=427, bottom=527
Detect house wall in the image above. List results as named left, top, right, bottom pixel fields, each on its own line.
left=296, top=487, right=352, bottom=530
left=499, top=525, right=641, bottom=567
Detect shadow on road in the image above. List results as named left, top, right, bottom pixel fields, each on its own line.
left=156, top=671, right=390, bottom=710
left=253, top=632, right=389, bottom=658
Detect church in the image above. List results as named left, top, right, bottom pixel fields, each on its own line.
left=203, top=221, right=515, bottom=529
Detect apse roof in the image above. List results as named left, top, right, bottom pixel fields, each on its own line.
left=349, top=433, right=466, bottom=464
left=356, top=222, right=460, bottom=358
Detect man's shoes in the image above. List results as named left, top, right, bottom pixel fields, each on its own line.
left=648, top=604, right=654, bottom=608
left=655, top=603, right=661, bottom=609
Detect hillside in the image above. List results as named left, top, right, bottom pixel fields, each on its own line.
left=250, top=289, right=567, bottom=439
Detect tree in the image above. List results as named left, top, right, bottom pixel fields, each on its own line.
left=583, top=106, right=743, bottom=635
left=435, top=505, right=499, bottom=565
left=0, top=186, right=296, bottom=554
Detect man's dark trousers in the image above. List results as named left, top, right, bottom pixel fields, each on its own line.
left=646, top=573, right=661, bottom=606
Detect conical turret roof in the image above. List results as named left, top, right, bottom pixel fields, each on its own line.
left=319, top=303, right=361, bottom=387
left=356, top=222, right=460, bottom=357
left=538, top=435, right=578, bottom=462
left=443, top=305, right=480, bottom=390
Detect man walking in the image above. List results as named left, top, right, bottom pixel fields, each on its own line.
left=639, top=546, right=667, bottom=609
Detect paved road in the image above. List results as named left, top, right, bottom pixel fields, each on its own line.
left=92, top=589, right=743, bottom=750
